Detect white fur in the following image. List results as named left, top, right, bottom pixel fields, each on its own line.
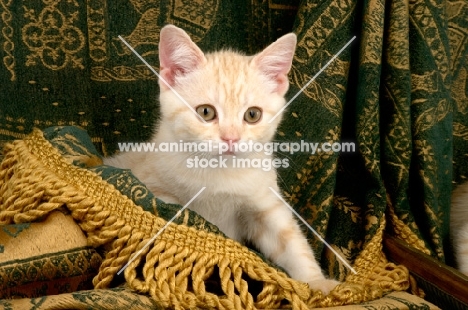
left=105, top=25, right=339, bottom=293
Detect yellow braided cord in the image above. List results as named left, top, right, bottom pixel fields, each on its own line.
left=385, top=195, right=429, bottom=297
left=0, top=129, right=411, bottom=309
left=345, top=218, right=409, bottom=292
left=386, top=199, right=431, bottom=255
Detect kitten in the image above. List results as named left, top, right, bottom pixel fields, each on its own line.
left=105, top=24, right=339, bottom=293
left=451, top=182, right=468, bottom=276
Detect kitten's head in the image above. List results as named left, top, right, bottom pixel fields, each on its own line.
left=157, top=24, right=296, bottom=155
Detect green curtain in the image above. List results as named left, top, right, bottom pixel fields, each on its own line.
left=282, top=0, right=466, bottom=273
left=0, top=0, right=467, bottom=283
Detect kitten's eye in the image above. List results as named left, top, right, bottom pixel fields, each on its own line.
left=196, top=104, right=217, bottom=121
left=244, top=107, right=262, bottom=124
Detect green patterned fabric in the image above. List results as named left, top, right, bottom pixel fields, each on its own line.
left=0, top=0, right=467, bottom=308
left=0, top=210, right=102, bottom=300
left=0, top=288, right=437, bottom=310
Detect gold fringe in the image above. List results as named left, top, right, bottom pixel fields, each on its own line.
left=409, top=275, right=425, bottom=298
left=385, top=194, right=429, bottom=297
left=386, top=199, right=431, bottom=255
left=0, top=129, right=411, bottom=309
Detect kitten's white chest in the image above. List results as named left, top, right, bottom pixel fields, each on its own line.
left=155, top=156, right=277, bottom=242
left=187, top=192, right=244, bottom=241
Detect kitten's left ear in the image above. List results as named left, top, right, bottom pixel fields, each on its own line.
left=252, top=33, right=297, bottom=95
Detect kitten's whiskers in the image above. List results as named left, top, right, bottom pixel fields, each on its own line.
left=274, top=151, right=300, bottom=170
left=275, top=172, right=289, bottom=193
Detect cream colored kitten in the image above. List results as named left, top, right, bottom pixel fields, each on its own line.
left=105, top=25, right=339, bottom=293
left=451, top=183, right=468, bottom=276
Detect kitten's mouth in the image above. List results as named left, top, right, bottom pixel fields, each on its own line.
left=218, top=140, right=239, bottom=156
left=221, top=150, right=236, bottom=156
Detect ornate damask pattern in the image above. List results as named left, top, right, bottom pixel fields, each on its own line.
left=452, top=66, right=467, bottom=114
left=454, top=122, right=468, bottom=140
left=355, top=0, right=385, bottom=178
left=410, top=0, right=451, bottom=84
left=450, top=0, right=468, bottom=187
left=22, top=0, right=85, bottom=70
left=87, top=0, right=107, bottom=63
left=0, top=248, right=101, bottom=290
left=91, top=65, right=158, bottom=82
left=289, top=58, right=349, bottom=118
left=1, top=0, right=15, bottom=81
left=114, top=6, right=160, bottom=57
left=88, top=0, right=221, bottom=82
left=447, top=1, right=467, bottom=72
left=411, top=71, right=439, bottom=93
left=294, top=0, right=355, bottom=63
left=360, top=0, right=385, bottom=65
left=414, top=98, right=452, bottom=135
left=385, top=0, right=410, bottom=71
left=171, top=0, right=218, bottom=31
left=357, top=99, right=381, bottom=174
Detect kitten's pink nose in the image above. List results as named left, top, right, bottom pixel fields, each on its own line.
left=221, top=137, right=240, bottom=144
left=220, top=136, right=240, bottom=154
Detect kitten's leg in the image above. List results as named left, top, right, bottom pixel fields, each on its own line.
left=244, top=190, right=340, bottom=294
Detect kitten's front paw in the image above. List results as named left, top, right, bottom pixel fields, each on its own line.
left=308, top=279, right=340, bottom=295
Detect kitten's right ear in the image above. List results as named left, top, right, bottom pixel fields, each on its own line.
left=159, top=25, right=206, bottom=89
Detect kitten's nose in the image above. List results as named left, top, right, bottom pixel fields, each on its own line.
left=221, top=136, right=240, bottom=144
left=220, top=136, right=240, bottom=154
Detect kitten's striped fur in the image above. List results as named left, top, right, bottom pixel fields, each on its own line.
left=105, top=25, right=339, bottom=293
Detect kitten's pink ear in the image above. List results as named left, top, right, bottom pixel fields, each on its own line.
left=159, top=25, right=206, bottom=89
left=252, top=33, right=297, bottom=95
